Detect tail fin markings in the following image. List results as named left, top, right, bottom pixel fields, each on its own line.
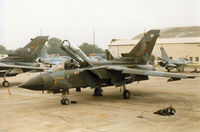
left=121, top=30, right=160, bottom=64
left=19, top=36, right=48, bottom=62
left=2, top=36, right=48, bottom=62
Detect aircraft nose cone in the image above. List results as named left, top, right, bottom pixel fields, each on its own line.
left=19, top=75, right=44, bottom=90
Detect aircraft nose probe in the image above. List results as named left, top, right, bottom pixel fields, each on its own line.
left=19, top=75, right=44, bottom=90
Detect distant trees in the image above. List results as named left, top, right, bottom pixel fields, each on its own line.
left=46, top=37, right=67, bottom=56
left=0, top=45, right=15, bottom=54
left=149, top=55, right=155, bottom=65
left=46, top=38, right=104, bottom=56
left=79, top=43, right=104, bottom=56
left=0, top=38, right=105, bottom=57
left=0, top=45, right=7, bottom=54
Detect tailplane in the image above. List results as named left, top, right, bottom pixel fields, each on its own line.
left=40, top=49, right=50, bottom=59
left=121, top=30, right=160, bottom=64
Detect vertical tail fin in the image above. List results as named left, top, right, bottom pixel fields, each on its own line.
left=17, top=36, right=48, bottom=62
left=121, top=30, right=160, bottom=64
left=105, top=49, right=114, bottom=60
left=40, top=49, right=50, bottom=58
left=160, top=47, right=170, bottom=61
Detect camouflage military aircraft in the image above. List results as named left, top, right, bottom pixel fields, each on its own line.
left=19, top=30, right=197, bottom=105
left=0, top=36, right=48, bottom=87
left=158, top=47, right=191, bottom=72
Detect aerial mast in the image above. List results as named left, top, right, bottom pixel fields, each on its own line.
left=40, top=27, right=43, bottom=36
left=93, top=27, right=96, bottom=54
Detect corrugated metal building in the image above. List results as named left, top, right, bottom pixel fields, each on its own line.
left=108, top=26, right=200, bottom=64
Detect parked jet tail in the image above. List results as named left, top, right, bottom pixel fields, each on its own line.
left=105, top=49, right=114, bottom=60
left=121, top=30, right=160, bottom=64
left=2, top=36, right=48, bottom=62
left=40, top=49, right=50, bottom=59
left=160, top=47, right=170, bottom=61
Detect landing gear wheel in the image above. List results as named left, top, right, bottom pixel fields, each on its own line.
left=60, top=99, right=69, bottom=105
left=93, top=88, right=103, bottom=96
left=166, top=68, right=170, bottom=72
left=2, top=81, right=9, bottom=87
left=76, top=87, right=81, bottom=92
left=123, top=90, right=131, bottom=99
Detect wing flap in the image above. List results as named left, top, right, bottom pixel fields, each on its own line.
left=87, top=66, right=111, bottom=79
left=122, top=67, right=197, bottom=79
left=85, top=65, right=197, bottom=80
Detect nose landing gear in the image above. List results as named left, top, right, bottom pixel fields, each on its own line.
left=61, top=98, right=69, bottom=105
left=2, top=76, right=9, bottom=87
left=60, top=89, right=70, bottom=105
left=93, top=87, right=103, bottom=96
left=2, top=80, right=9, bottom=87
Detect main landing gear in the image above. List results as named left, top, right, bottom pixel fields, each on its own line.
left=122, top=84, right=131, bottom=99
left=93, top=87, right=103, bottom=96
left=60, top=89, right=70, bottom=105
left=166, top=67, right=171, bottom=72
left=177, top=66, right=184, bottom=72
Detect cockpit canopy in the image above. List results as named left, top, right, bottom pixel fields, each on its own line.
left=50, top=60, right=79, bottom=72
left=50, top=62, right=65, bottom=72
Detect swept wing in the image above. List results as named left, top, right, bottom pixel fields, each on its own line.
left=89, top=65, right=197, bottom=80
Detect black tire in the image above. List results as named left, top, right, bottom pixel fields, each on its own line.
left=170, top=110, right=176, bottom=115
left=166, top=67, right=171, bottom=72
left=60, top=99, right=69, bottom=105
left=61, top=99, right=65, bottom=105
left=2, top=81, right=9, bottom=87
left=76, top=87, right=81, bottom=92
left=94, top=88, right=103, bottom=96
left=123, top=90, right=131, bottom=99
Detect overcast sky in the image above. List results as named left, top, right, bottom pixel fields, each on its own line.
left=0, top=0, right=200, bottom=50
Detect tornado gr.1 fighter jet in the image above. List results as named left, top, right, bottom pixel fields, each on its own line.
left=158, top=47, right=191, bottom=72
left=19, top=30, right=197, bottom=105
left=0, top=36, right=48, bottom=87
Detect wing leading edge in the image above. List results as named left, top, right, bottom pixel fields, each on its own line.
left=0, top=63, right=46, bottom=71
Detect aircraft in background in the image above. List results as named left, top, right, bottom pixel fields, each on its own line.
left=158, top=47, right=192, bottom=72
left=105, top=49, right=114, bottom=60
left=37, top=50, right=71, bottom=67
left=88, top=56, right=106, bottom=62
left=19, top=30, right=197, bottom=105
left=0, top=36, right=48, bottom=87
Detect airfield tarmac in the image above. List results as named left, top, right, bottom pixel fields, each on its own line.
left=0, top=67, right=200, bottom=132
